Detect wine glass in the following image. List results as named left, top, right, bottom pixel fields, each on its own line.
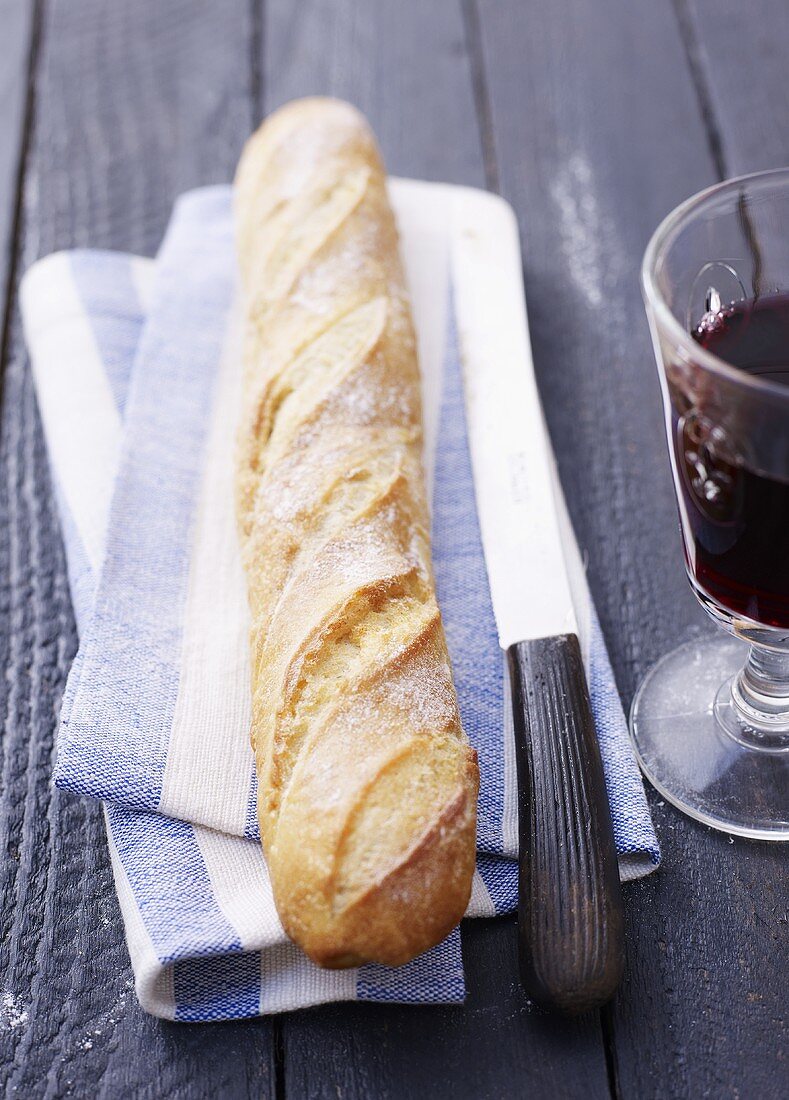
left=632, top=168, right=789, bottom=840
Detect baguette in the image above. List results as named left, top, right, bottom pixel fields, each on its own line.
left=234, top=98, right=479, bottom=969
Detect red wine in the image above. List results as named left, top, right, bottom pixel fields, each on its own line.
left=694, top=293, right=789, bottom=387
left=673, top=294, right=789, bottom=627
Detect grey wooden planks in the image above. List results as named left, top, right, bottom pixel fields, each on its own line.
left=0, top=1, right=274, bottom=1096
left=263, top=2, right=611, bottom=1097
left=476, top=0, right=788, bottom=1097
left=683, top=0, right=789, bottom=176
left=0, top=0, right=34, bottom=331
left=0, top=0, right=786, bottom=1097
left=264, top=0, right=486, bottom=188
left=478, top=0, right=715, bottom=692
left=283, top=923, right=610, bottom=1100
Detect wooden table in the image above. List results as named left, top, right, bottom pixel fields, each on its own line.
left=0, top=2, right=786, bottom=1096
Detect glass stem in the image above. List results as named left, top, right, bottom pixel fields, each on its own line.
left=728, top=643, right=789, bottom=748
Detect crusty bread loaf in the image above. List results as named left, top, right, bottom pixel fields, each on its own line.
left=234, top=98, right=478, bottom=969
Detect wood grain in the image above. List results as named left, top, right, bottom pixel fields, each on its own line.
left=0, top=0, right=786, bottom=1096
left=264, top=0, right=486, bottom=188
left=681, top=0, right=789, bottom=177
left=0, top=0, right=34, bottom=335
left=0, top=1, right=275, bottom=1096
left=476, top=0, right=788, bottom=1096
left=509, top=636, right=624, bottom=1015
left=284, top=921, right=610, bottom=1100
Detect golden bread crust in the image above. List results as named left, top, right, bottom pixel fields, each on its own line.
left=234, top=97, right=479, bottom=968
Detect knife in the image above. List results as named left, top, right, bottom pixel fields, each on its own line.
left=450, top=189, right=625, bottom=1015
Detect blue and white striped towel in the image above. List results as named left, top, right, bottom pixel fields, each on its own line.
left=20, top=183, right=659, bottom=1022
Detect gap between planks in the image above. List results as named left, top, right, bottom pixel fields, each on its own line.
left=0, top=0, right=44, bottom=406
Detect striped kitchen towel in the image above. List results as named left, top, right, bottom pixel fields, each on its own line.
left=20, top=183, right=659, bottom=1021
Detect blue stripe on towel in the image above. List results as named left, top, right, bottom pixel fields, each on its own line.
left=357, top=928, right=465, bottom=1003
left=476, top=853, right=518, bottom=914
left=588, top=613, right=661, bottom=869
left=173, top=953, right=261, bottom=1022
left=432, top=307, right=505, bottom=855
left=55, top=190, right=236, bottom=810
left=107, top=804, right=243, bottom=962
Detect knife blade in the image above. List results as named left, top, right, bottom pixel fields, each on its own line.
left=450, top=188, right=625, bottom=1014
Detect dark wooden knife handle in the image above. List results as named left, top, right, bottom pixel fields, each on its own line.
left=507, top=633, right=625, bottom=1014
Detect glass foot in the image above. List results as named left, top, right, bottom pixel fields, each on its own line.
left=630, top=637, right=789, bottom=840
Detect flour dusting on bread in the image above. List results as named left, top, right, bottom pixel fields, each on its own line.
left=235, top=98, right=478, bottom=969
